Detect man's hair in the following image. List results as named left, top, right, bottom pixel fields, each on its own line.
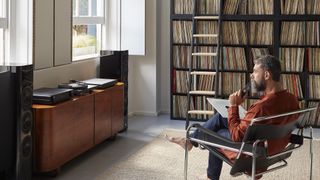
left=254, top=55, right=281, bottom=82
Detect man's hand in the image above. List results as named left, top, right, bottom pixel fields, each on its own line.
left=229, top=90, right=245, bottom=106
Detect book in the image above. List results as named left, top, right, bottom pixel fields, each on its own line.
left=207, top=98, right=247, bottom=119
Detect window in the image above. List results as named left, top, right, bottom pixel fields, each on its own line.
left=72, top=0, right=145, bottom=59
left=106, top=0, right=145, bottom=55
left=0, top=0, right=8, bottom=64
left=0, top=0, right=33, bottom=65
left=72, top=0, right=104, bottom=60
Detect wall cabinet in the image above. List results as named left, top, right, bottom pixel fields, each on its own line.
left=34, top=0, right=72, bottom=69
left=34, top=0, right=54, bottom=69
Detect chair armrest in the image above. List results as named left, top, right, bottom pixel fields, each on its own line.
left=188, top=124, right=267, bottom=157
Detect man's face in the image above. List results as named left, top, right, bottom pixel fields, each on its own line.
left=251, top=64, right=267, bottom=92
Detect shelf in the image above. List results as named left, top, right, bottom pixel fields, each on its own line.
left=171, top=14, right=192, bottom=20
left=247, top=45, right=274, bottom=48
left=222, top=44, right=274, bottom=48
left=220, top=15, right=320, bottom=21
left=173, top=67, right=218, bottom=71
left=170, top=0, right=320, bottom=122
left=279, top=15, right=320, bottom=21
left=172, top=43, right=219, bottom=46
left=220, top=70, right=248, bottom=73
left=281, top=71, right=304, bottom=74
left=172, top=92, right=187, bottom=96
left=222, top=15, right=274, bottom=21
left=280, top=45, right=320, bottom=48
left=222, top=44, right=247, bottom=47
left=308, top=72, right=320, bottom=75
left=173, top=69, right=250, bottom=73
left=307, top=98, right=320, bottom=101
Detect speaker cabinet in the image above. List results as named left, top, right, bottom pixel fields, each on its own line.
left=0, top=64, right=33, bottom=180
left=100, top=50, right=128, bottom=131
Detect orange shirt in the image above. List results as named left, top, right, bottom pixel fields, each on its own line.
left=225, top=90, right=300, bottom=160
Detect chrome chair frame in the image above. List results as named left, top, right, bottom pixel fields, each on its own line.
left=184, top=107, right=317, bottom=180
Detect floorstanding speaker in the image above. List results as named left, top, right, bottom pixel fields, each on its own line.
left=0, top=64, right=33, bottom=180
left=100, top=50, right=128, bottom=131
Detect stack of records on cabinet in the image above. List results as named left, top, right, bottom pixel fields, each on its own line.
left=33, top=88, right=73, bottom=105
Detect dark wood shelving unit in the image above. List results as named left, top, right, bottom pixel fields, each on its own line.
left=170, top=0, right=320, bottom=121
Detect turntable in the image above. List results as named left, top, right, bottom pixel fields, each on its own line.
left=58, top=80, right=93, bottom=96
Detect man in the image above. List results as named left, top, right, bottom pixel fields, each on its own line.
left=167, top=55, right=300, bottom=180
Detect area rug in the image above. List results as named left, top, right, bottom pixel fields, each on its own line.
left=96, top=129, right=320, bottom=180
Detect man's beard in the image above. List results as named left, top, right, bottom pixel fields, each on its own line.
left=253, top=79, right=266, bottom=92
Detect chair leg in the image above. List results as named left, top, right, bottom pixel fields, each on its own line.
left=251, top=156, right=256, bottom=180
left=184, top=147, right=189, bottom=180
left=251, top=141, right=259, bottom=180
left=184, top=131, right=189, bottom=180
left=309, top=126, right=313, bottom=180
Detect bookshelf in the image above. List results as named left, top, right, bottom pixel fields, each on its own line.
left=170, top=0, right=320, bottom=124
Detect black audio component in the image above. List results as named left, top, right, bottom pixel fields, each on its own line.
left=58, top=80, right=90, bottom=96
left=0, top=64, right=33, bottom=180
left=33, top=88, right=73, bottom=105
left=100, top=50, right=129, bottom=131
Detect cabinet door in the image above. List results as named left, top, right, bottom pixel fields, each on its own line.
left=33, top=94, right=95, bottom=172
left=72, top=95, right=95, bottom=152
left=94, top=90, right=112, bottom=144
left=111, top=85, right=124, bottom=134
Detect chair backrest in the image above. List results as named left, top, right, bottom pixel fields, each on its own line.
left=230, top=107, right=317, bottom=176
left=243, top=107, right=317, bottom=142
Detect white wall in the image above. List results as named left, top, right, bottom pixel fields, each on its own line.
left=34, top=59, right=98, bottom=89
left=158, top=0, right=170, bottom=114
left=127, top=0, right=170, bottom=116
left=34, top=0, right=171, bottom=116
left=128, top=0, right=157, bottom=116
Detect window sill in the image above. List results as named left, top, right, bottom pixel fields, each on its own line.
left=72, top=54, right=100, bottom=62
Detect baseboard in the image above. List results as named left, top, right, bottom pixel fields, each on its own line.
left=128, top=112, right=135, bottom=117
left=128, top=111, right=161, bottom=117
left=128, top=110, right=169, bottom=117
left=159, top=110, right=170, bottom=114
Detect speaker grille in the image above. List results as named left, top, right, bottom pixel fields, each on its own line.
left=21, top=65, right=33, bottom=83
left=22, top=111, right=32, bottom=134
left=21, top=135, right=32, bottom=159
left=22, top=86, right=33, bottom=110
left=17, top=65, right=33, bottom=179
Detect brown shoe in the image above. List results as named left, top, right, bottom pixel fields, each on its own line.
left=165, top=135, right=193, bottom=151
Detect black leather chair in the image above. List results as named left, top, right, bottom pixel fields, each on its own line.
left=184, top=107, right=317, bottom=180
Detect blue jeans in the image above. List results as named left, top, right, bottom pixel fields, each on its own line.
left=191, top=113, right=230, bottom=180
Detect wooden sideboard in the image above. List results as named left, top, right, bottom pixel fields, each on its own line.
left=32, top=83, right=124, bottom=173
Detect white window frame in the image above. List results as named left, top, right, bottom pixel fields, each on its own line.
left=0, top=0, right=8, bottom=64
left=72, top=0, right=145, bottom=59
left=104, top=0, right=145, bottom=56
left=0, top=0, right=33, bottom=65
left=120, top=0, right=145, bottom=55
left=72, top=0, right=105, bottom=61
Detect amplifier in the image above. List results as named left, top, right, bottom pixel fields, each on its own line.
left=33, top=88, right=73, bottom=105
left=58, top=81, right=90, bottom=96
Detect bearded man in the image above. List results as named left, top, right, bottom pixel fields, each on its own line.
left=167, top=55, right=300, bottom=180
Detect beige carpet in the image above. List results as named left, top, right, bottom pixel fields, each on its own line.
left=97, top=129, right=320, bottom=180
